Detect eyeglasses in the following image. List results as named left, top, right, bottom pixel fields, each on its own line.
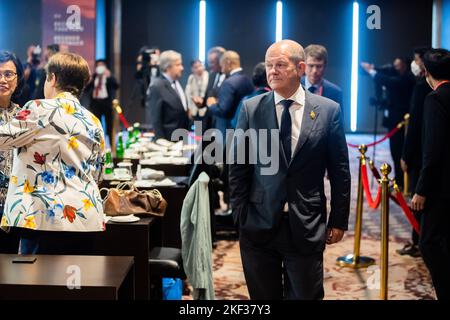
left=0, top=71, right=17, bottom=81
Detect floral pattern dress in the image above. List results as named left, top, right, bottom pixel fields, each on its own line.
left=0, top=92, right=105, bottom=232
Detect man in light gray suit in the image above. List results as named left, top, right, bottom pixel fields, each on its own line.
left=229, top=40, right=350, bottom=299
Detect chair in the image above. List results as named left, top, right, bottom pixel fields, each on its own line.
left=148, top=246, right=186, bottom=299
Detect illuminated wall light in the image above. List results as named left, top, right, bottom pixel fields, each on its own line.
left=199, top=0, right=206, bottom=63
left=350, top=2, right=359, bottom=132
left=276, top=1, right=283, bottom=42
left=96, top=0, right=106, bottom=59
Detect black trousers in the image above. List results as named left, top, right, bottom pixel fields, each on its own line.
left=409, top=166, right=422, bottom=246
left=419, top=200, right=450, bottom=300
left=90, top=98, right=113, bottom=140
left=389, top=126, right=405, bottom=188
left=239, top=215, right=324, bottom=300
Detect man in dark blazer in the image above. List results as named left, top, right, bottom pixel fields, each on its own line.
left=361, top=57, right=416, bottom=188
left=191, top=46, right=226, bottom=134
left=84, top=59, right=119, bottom=140
left=229, top=40, right=351, bottom=300
left=398, top=47, right=432, bottom=257
left=146, top=50, right=189, bottom=140
left=411, top=48, right=450, bottom=300
left=301, top=44, right=343, bottom=115
left=206, top=50, right=254, bottom=137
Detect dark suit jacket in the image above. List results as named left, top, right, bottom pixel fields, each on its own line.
left=145, top=76, right=189, bottom=140
left=301, top=77, right=343, bottom=110
left=402, top=77, right=432, bottom=173
left=208, top=70, right=254, bottom=136
left=229, top=89, right=351, bottom=254
left=416, top=82, right=450, bottom=201
left=84, top=75, right=119, bottom=102
left=374, top=70, right=416, bottom=128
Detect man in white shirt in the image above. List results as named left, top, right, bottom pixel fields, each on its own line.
left=229, top=40, right=350, bottom=300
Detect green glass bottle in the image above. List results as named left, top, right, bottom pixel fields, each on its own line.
left=126, top=127, right=134, bottom=149
left=116, top=132, right=124, bottom=159
left=104, top=149, right=113, bottom=175
left=133, top=122, right=141, bottom=142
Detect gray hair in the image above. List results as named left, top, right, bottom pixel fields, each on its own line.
left=159, top=50, right=182, bottom=72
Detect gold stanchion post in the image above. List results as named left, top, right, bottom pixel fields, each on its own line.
left=403, top=114, right=410, bottom=197
left=379, top=163, right=391, bottom=300
left=337, top=144, right=375, bottom=268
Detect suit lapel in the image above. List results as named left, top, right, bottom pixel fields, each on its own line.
left=291, top=90, right=319, bottom=161
left=162, top=78, right=185, bottom=111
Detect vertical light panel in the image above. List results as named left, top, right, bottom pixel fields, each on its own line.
left=442, top=0, right=450, bottom=49
left=96, top=0, right=106, bottom=60
left=199, top=0, right=206, bottom=63
left=350, top=2, right=359, bottom=132
left=276, top=1, right=283, bottom=42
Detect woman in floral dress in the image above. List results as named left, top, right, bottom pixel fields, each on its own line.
left=0, top=52, right=106, bottom=254
left=0, top=51, right=24, bottom=253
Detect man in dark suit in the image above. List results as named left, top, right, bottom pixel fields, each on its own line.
left=191, top=46, right=226, bottom=134
left=361, top=57, right=416, bottom=188
left=146, top=50, right=189, bottom=140
left=229, top=40, right=351, bottom=300
left=398, top=47, right=432, bottom=257
left=84, top=59, right=119, bottom=140
left=411, top=48, right=450, bottom=300
left=301, top=45, right=343, bottom=115
left=206, top=50, right=254, bottom=137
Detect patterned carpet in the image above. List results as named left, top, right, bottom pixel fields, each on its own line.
left=187, top=134, right=436, bottom=300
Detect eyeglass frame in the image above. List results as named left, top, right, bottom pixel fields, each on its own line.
left=0, top=70, right=18, bottom=82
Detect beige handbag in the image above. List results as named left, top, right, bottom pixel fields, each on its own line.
left=101, top=182, right=167, bottom=217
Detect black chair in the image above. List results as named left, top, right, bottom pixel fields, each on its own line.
left=149, top=246, right=186, bottom=299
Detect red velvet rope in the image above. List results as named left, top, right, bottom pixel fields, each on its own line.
left=361, top=162, right=382, bottom=208
left=118, top=113, right=130, bottom=129
left=369, top=163, right=400, bottom=206
left=394, top=188, right=420, bottom=234
left=348, top=123, right=403, bottom=148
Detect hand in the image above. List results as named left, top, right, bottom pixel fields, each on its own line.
left=411, top=194, right=426, bottom=211
left=400, top=159, right=408, bottom=172
left=104, top=68, right=111, bottom=78
left=326, top=228, right=345, bottom=245
left=192, top=96, right=204, bottom=107
left=361, top=62, right=374, bottom=73
left=206, top=97, right=217, bottom=106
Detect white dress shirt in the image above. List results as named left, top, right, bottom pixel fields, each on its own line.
left=163, top=73, right=188, bottom=111
left=273, top=85, right=306, bottom=212
left=274, top=85, right=306, bottom=157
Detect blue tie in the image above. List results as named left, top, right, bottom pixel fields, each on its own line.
left=280, top=99, right=294, bottom=163
left=308, top=86, right=317, bottom=93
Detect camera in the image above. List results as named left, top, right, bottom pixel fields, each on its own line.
left=141, top=49, right=159, bottom=66
left=31, top=45, right=42, bottom=66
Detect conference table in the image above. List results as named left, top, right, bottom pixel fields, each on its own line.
left=0, top=254, right=134, bottom=300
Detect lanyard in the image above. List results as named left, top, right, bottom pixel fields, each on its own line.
left=435, top=80, right=450, bottom=90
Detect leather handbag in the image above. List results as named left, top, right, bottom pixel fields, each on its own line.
left=101, top=182, right=168, bottom=217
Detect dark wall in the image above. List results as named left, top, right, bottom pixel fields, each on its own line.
left=357, top=0, right=433, bottom=133
left=121, top=0, right=198, bottom=124
left=0, top=0, right=42, bottom=62
left=120, top=0, right=432, bottom=132
left=0, top=0, right=432, bottom=132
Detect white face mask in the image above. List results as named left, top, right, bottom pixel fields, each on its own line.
left=411, top=61, right=421, bottom=77
left=96, top=65, right=106, bottom=75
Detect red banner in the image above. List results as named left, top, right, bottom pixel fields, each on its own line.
left=42, top=0, right=96, bottom=70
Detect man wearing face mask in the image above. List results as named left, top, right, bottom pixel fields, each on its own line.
left=85, top=59, right=119, bottom=140
left=361, top=57, right=416, bottom=189
left=397, top=47, right=432, bottom=257
left=411, top=48, right=450, bottom=300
